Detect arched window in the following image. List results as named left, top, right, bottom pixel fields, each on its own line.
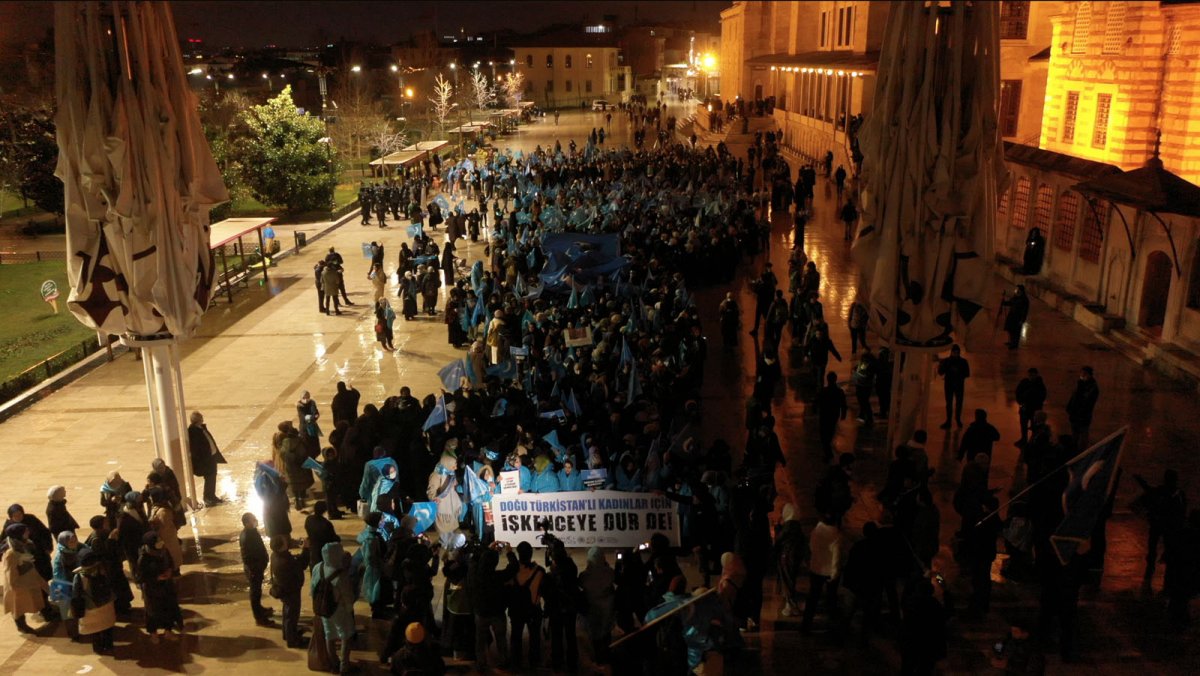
left=1072, top=2, right=1092, bottom=54
left=1079, top=200, right=1106, bottom=263
left=1053, top=191, right=1080, bottom=251
left=998, top=186, right=1010, bottom=217
left=1012, top=177, right=1032, bottom=228
left=1033, top=184, right=1054, bottom=233
left=1103, top=2, right=1126, bottom=55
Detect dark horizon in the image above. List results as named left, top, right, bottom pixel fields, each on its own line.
left=1, top=1, right=727, bottom=50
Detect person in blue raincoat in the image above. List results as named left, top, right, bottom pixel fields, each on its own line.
left=359, top=450, right=392, bottom=508
left=558, top=458, right=585, bottom=492
left=369, top=460, right=401, bottom=514
left=531, top=455, right=561, bottom=494
left=312, top=542, right=356, bottom=672
left=51, top=531, right=81, bottom=636
left=615, top=453, right=643, bottom=492
left=503, top=453, right=533, bottom=493
left=357, top=513, right=388, bottom=618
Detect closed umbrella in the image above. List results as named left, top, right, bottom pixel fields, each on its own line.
left=852, top=1, right=1007, bottom=447
left=55, top=1, right=229, bottom=506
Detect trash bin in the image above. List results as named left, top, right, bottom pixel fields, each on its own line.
left=295, top=231, right=307, bottom=249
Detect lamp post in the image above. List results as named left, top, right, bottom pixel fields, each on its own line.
left=489, top=60, right=495, bottom=83
left=449, top=62, right=458, bottom=87
left=261, top=72, right=273, bottom=91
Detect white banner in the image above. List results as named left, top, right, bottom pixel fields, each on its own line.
left=494, top=490, right=680, bottom=548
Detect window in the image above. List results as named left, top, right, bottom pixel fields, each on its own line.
left=1092, top=93, right=1112, bottom=148
left=999, top=80, right=1022, bottom=137
left=586, top=53, right=594, bottom=69
left=1078, top=200, right=1105, bottom=263
left=526, top=54, right=533, bottom=68
left=1187, top=245, right=1200, bottom=309
left=565, top=54, right=572, bottom=69
left=565, top=79, right=572, bottom=92
left=1169, top=24, right=1183, bottom=56
left=999, top=187, right=1010, bottom=217
left=1053, top=191, right=1080, bottom=251
left=1062, top=91, right=1080, bottom=142
left=545, top=79, right=553, bottom=92
left=820, top=11, right=828, bottom=47
left=585, top=79, right=592, bottom=93
left=999, top=1, right=1031, bottom=40
left=1102, top=2, right=1126, bottom=54
left=546, top=54, right=553, bottom=68
left=1033, top=185, right=1054, bottom=234
left=1072, top=2, right=1092, bottom=54
left=525, top=79, right=533, bottom=93
left=1012, top=177, right=1032, bottom=228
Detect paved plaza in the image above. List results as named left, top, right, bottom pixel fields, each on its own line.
left=0, top=107, right=1198, bottom=674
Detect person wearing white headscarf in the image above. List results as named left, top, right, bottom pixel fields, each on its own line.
left=45, top=485, right=79, bottom=538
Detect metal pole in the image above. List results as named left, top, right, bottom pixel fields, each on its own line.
left=141, top=349, right=165, bottom=461
left=257, top=226, right=270, bottom=283
left=147, top=342, right=187, bottom=501
left=168, top=341, right=198, bottom=509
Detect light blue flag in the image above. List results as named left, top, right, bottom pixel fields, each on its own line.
left=302, top=457, right=327, bottom=481
left=514, top=273, right=527, bottom=297
left=543, top=430, right=566, bottom=454
left=487, top=360, right=518, bottom=380
left=434, top=194, right=450, bottom=212
left=579, top=285, right=594, bottom=307
left=627, top=369, right=643, bottom=403
left=438, top=360, right=467, bottom=391
left=567, top=287, right=579, bottom=309
left=564, top=389, right=582, bottom=417
left=620, top=337, right=634, bottom=368
left=407, top=502, right=437, bottom=535
left=423, top=395, right=447, bottom=432
left=406, top=222, right=424, bottom=238
left=465, top=467, right=492, bottom=506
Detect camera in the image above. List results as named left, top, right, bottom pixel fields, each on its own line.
left=535, top=517, right=558, bottom=546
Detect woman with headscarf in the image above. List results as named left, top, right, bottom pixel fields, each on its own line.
left=375, top=297, right=397, bottom=351
left=46, top=486, right=79, bottom=538
left=100, top=472, right=132, bottom=527
left=71, top=549, right=116, bottom=654
left=369, top=460, right=402, bottom=515
left=3, top=524, right=50, bottom=633
left=51, top=530, right=81, bottom=637
left=357, top=512, right=389, bottom=619
left=421, top=266, right=441, bottom=315
left=427, top=454, right=463, bottom=545
left=774, top=503, right=809, bottom=617
left=369, top=261, right=387, bottom=302
left=717, top=551, right=747, bottom=628
left=400, top=271, right=420, bottom=321
left=531, top=454, right=561, bottom=494
left=312, top=542, right=356, bottom=673
left=296, top=391, right=320, bottom=428
left=115, top=492, right=147, bottom=575
left=253, top=462, right=292, bottom=542
left=579, top=546, right=616, bottom=664
left=137, top=532, right=182, bottom=640
left=276, top=421, right=312, bottom=510
left=148, top=489, right=183, bottom=574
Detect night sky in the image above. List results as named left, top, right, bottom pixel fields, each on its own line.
left=2, top=1, right=727, bottom=49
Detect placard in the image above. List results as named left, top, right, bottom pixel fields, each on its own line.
left=564, top=326, right=593, bottom=348
left=494, top=490, right=680, bottom=548
left=581, top=468, right=608, bottom=489
left=499, top=470, right=521, bottom=495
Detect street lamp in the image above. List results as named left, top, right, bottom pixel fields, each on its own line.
left=262, top=72, right=273, bottom=91
left=489, top=60, right=496, bottom=83
left=449, top=62, right=458, bottom=86
left=350, top=64, right=362, bottom=73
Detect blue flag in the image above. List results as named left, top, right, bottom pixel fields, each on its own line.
left=564, top=389, right=582, bottom=417
left=302, top=457, right=327, bottom=481
left=423, top=395, right=447, bottom=432
left=543, top=430, right=566, bottom=455
left=486, top=360, right=518, bottom=380
left=406, top=222, right=424, bottom=238
left=580, top=284, right=594, bottom=307
left=1050, top=427, right=1127, bottom=565
left=438, top=360, right=468, bottom=391
left=627, top=369, right=643, bottom=403
left=434, top=194, right=450, bottom=212
left=465, top=468, right=492, bottom=506
left=620, top=337, right=634, bottom=368
left=567, top=287, right=580, bottom=309
left=407, top=502, right=437, bottom=535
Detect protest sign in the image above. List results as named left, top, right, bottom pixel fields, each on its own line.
left=499, top=470, right=521, bottom=495
left=581, top=468, right=608, bottom=489
left=564, top=326, right=593, bottom=348
left=494, top=490, right=679, bottom=548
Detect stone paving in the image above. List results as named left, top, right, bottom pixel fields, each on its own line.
left=0, top=106, right=1196, bottom=674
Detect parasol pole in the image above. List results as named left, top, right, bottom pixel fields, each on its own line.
left=140, top=351, right=166, bottom=462
left=169, top=341, right=199, bottom=510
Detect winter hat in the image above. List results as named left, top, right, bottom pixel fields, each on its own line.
left=47, top=485, right=67, bottom=501
left=124, top=491, right=142, bottom=504
left=4, top=523, right=26, bottom=540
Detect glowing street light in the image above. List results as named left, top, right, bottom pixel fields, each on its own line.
left=189, top=67, right=203, bottom=75
left=350, top=64, right=362, bottom=73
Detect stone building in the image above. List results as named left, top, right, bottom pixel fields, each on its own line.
left=512, top=30, right=633, bottom=108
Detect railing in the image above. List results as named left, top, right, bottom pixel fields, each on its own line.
left=0, top=335, right=117, bottom=403
left=0, top=251, right=67, bottom=264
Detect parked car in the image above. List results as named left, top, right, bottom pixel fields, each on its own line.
left=591, top=99, right=610, bottom=111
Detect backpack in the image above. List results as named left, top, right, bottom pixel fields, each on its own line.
left=508, top=566, right=543, bottom=618
left=313, top=567, right=342, bottom=618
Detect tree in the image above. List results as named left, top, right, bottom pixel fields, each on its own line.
left=239, top=86, right=339, bottom=215
left=470, top=69, right=496, bottom=113
left=198, top=91, right=251, bottom=220
left=0, top=104, right=63, bottom=216
left=328, top=78, right=389, bottom=176
left=367, top=122, right=409, bottom=160
left=501, top=72, right=526, bottom=108
left=429, top=74, right=456, bottom=136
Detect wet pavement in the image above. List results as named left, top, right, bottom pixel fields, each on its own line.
left=0, top=106, right=1197, bottom=674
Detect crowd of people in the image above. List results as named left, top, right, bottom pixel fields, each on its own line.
left=5, top=108, right=1194, bottom=676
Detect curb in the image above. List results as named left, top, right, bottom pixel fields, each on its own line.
left=0, top=207, right=362, bottom=424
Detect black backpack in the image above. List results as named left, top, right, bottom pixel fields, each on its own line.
left=313, top=567, right=342, bottom=618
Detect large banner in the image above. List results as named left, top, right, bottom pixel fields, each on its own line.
left=494, top=490, right=680, bottom=548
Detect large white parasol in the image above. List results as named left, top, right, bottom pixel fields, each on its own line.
left=852, top=1, right=1008, bottom=446
left=54, top=1, right=229, bottom=505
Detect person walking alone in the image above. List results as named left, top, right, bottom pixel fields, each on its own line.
left=1066, top=366, right=1100, bottom=449
left=937, top=345, right=970, bottom=429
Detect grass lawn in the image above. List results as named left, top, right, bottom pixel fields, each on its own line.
left=227, top=181, right=360, bottom=221
left=0, top=188, right=44, bottom=221
left=0, top=261, right=99, bottom=383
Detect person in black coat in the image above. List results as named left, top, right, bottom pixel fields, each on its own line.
left=1014, top=368, right=1047, bottom=445
left=45, top=486, right=80, bottom=539
left=816, top=372, right=848, bottom=460
left=330, top=381, right=361, bottom=427
left=304, top=502, right=340, bottom=568
left=238, top=513, right=272, bottom=625
left=1066, top=366, right=1100, bottom=449
left=187, top=412, right=227, bottom=506
left=1001, top=285, right=1030, bottom=349
left=85, top=515, right=133, bottom=615
left=270, top=537, right=306, bottom=647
